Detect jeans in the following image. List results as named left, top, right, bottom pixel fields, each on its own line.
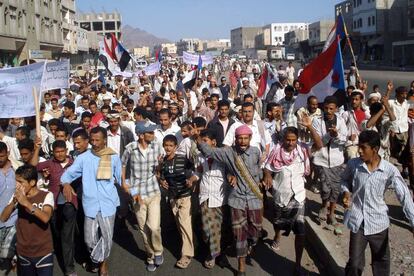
left=17, top=253, right=53, bottom=276
left=345, top=228, right=390, bottom=276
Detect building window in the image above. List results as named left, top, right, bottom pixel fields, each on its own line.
left=104, top=21, right=115, bottom=31
left=411, top=18, right=414, bottom=29
left=372, top=16, right=375, bottom=25
left=353, top=0, right=356, bottom=7
left=368, top=17, right=371, bottom=26
left=80, top=22, right=91, bottom=31
left=92, top=21, right=103, bottom=31
left=358, top=18, right=363, bottom=28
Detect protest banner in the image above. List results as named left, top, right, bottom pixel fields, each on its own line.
left=136, top=61, right=161, bottom=77
left=40, top=59, right=70, bottom=91
left=182, top=51, right=214, bottom=66
left=0, top=62, right=45, bottom=118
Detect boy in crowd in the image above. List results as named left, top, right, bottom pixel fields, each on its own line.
left=158, top=135, right=198, bottom=269
left=1, top=164, right=54, bottom=276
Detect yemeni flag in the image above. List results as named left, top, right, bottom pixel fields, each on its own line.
left=293, top=17, right=346, bottom=110
left=257, top=64, right=278, bottom=99
left=103, top=34, right=131, bottom=72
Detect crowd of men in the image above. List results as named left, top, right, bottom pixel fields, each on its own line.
left=0, top=58, right=414, bottom=276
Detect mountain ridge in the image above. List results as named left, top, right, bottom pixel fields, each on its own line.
left=121, top=25, right=171, bottom=49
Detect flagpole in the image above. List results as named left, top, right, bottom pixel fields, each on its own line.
left=340, top=13, right=361, bottom=82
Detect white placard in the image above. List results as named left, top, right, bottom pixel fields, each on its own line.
left=40, top=60, right=70, bottom=91
left=182, top=51, right=214, bottom=66
left=0, top=62, right=45, bottom=118
left=136, top=62, right=161, bottom=77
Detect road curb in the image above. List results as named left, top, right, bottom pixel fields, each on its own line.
left=305, top=216, right=346, bottom=276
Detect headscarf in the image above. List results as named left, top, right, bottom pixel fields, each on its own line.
left=267, top=142, right=310, bottom=176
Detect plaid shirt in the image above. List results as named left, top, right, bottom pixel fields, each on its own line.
left=121, top=141, right=162, bottom=198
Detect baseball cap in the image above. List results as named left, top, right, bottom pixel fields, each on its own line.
left=135, top=121, right=157, bottom=134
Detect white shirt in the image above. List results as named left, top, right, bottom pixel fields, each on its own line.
left=388, top=99, right=409, bottom=133
left=286, top=66, right=295, bottom=79
left=198, top=155, right=228, bottom=208
left=312, top=116, right=348, bottom=168
left=154, top=124, right=182, bottom=149
left=273, top=88, right=285, bottom=104
left=107, top=128, right=121, bottom=155
left=223, top=120, right=271, bottom=152
left=265, top=155, right=306, bottom=206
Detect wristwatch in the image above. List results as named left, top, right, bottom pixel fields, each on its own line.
left=30, top=206, right=36, bottom=214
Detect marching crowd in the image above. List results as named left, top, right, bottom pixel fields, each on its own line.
left=0, top=58, right=414, bottom=276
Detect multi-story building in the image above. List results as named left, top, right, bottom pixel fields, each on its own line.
left=161, top=43, right=177, bottom=55
left=284, top=29, right=309, bottom=46
left=203, top=39, right=231, bottom=51
left=230, top=27, right=263, bottom=52
left=284, top=29, right=310, bottom=60
left=133, top=47, right=150, bottom=58
left=61, top=0, right=77, bottom=55
left=78, top=11, right=122, bottom=40
left=254, top=28, right=272, bottom=49
left=264, top=23, right=308, bottom=46
left=352, top=0, right=407, bottom=63
left=335, top=1, right=353, bottom=33
left=176, top=38, right=202, bottom=55
left=391, top=0, right=414, bottom=66
left=0, top=0, right=64, bottom=66
left=308, top=20, right=335, bottom=56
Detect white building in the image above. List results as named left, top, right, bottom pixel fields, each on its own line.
left=133, top=47, right=150, bottom=58
left=264, top=23, right=308, bottom=46
left=161, top=43, right=177, bottom=55
left=176, top=38, right=202, bottom=55
left=203, top=39, right=231, bottom=50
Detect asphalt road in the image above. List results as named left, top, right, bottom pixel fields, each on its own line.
left=46, top=208, right=320, bottom=276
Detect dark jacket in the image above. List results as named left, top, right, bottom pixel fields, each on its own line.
left=107, top=126, right=135, bottom=178
left=207, top=116, right=236, bottom=147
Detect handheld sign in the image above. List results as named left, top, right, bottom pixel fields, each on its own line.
left=0, top=62, right=45, bottom=118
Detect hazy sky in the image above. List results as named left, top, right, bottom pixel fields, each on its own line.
left=77, top=0, right=340, bottom=41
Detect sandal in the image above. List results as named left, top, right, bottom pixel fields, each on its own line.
left=318, top=207, right=328, bottom=221
left=176, top=256, right=191, bottom=269
left=203, top=258, right=215, bottom=269
left=327, top=216, right=343, bottom=235
left=82, top=262, right=99, bottom=273
left=270, top=240, right=281, bottom=252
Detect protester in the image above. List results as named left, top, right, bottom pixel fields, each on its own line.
left=1, top=164, right=54, bottom=276
left=312, top=96, right=347, bottom=234
left=342, top=130, right=414, bottom=276
left=198, top=125, right=263, bottom=276
left=264, top=127, right=312, bottom=275
left=0, top=142, right=17, bottom=270
left=61, top=127, right=121, bottom=276
left=159, top=135, right=197, bottom=269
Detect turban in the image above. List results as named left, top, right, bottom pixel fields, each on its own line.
left=106, top=112, right=120, bottom=119
left=368, top=92, right=382, bottom=100
left=235, top=124, right=253, bottom=137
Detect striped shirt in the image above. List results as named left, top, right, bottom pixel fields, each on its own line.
left=161, top=155, right=193, bottom=199
left=341, top=158, right=414, bottom=235
left=121, top=142, right=162, bottom=198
